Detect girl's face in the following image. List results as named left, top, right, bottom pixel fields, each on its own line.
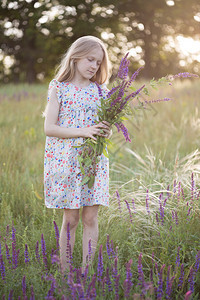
left=75, top=46, right=104, bottom=81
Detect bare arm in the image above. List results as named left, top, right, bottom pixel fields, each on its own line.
left=44, top=86, right=111, bottom=140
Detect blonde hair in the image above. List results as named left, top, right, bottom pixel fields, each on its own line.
left=54, top=35, right=110, bottom=84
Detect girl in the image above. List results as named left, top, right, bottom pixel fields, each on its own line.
left=44, top=35, right=112, bottom=275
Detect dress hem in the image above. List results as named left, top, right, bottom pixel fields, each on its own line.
left=45, top=203, right=109, bottom=209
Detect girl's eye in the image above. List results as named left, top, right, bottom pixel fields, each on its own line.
left=88, top=58, right=93, bottom=62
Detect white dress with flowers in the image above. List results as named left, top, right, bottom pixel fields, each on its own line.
left=44, top=79, right=109, bottom=209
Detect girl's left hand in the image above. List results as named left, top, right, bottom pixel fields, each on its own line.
left=99, top=121, right=112, bottom=138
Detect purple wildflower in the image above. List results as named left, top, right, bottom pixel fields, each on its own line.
left=8, top=290, right=13, bottom=300
left=106, top=266, right=113, bottom=292
left=114, top=274, right=120, bottom=300
left=106, top=234, right=111, bottom=259
left=191, top=173, right=194, bottom=207
left=156, top=212, right=160, bottom=225
left=112, top=256, right=118, bottom=279
left=5, top=244, right=11, bottom=264
left=47, top=277, right=56, bottom=297
left=123, top=259, right=133, bottom=297
left=194, top=250, right=200, bottom=273
left=175, top=211, right=179, bottom=225
left=95, top=81, right=103, bottom=97
left=88, top=238, right=92, bottom=262
left=132, top=198, right=136, bottom=213
left=53, top=220, right=60, bottom=255
left=24, top=244, right=30, bottom=264
left=177, top=181, right=181, bottom=205
left=86, top=273, right=97, bottom=298
left=116, top=122, right=131, bottom=142
left=137, top=253, right=145, bottom=288
left=6, top=225, right=9, bottom=237
left=157, top=264, right=165, bottom=299
left=12, top=241, right=18, bottom=269
left=125, top=66, right=144, bottom=91
left=97, top=244, right=103, bottom=281
left=178, top=263, right=184, bottom=289
left=146, top=189, right=150, bottom=214
left=171, top=72, right=199, bottom=79
left=41, top=234, right=48, bottom=270
left=66, top=222, right=72, bottom=264
left=181, top=188, right=186, bottom=201
left=116, top=190, right=122, bottom=216
left=188, top=268, right=194, bottom=293
left=30, top=285, right=35, bottom=300
left=117, top=52, right=129, bottom=79
left=22, top=275, right=26, bottom=298
left=176, top=246, right=180, bottom=267
left=125, top=200, right=133, bottom=223
left=144, top=97, right=172, bottom=104
left=0, top=254, right=6, bottom=281
left=107, top=85, right=120, bottom=98
left=35, top=241, right=40, bottom=263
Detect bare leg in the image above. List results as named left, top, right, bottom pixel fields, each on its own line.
left=81, top=205, right=100, bottom=273
left=59, top=208, right=80, bottom=274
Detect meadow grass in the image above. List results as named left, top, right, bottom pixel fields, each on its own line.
left=0, top=80, right=200, bottom=298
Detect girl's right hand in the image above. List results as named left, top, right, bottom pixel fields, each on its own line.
left=81, top=122, right=110, bottom=141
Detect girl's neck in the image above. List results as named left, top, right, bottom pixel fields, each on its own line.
left=70, top=74, right=91, bottom=89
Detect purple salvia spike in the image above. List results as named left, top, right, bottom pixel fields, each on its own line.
left=118, top=122, right=131, bottom=142
left=114, top=122, right=121, bottom=133
left=110, top=240, right=115, bottom=258
left=175, top=211, right=179, bottom=225
left=88, top=238, right=92, bottom=262
left=86, top=273, right=97, bottom=297
left=35, top=241, right=40, bottom=263
left=172, top=72, right=199, bottom=79
left=184, top=291, right=193, bottom=300
left=66, top=222, right=72, bottom=264
left=194, top=250, right=200, bottom=273
left=178, top=263, right=184, bottom=289
left=156, top=212, right=160, bottom=225
left=167, top=184, right=171, bottom=199
left=95, top=81, right=103, bottom=98
left=107, top=85, right=120, bottom=98
left=82, top=264, right=89, bottom=286
left=53, top=220, right=60, bottom=255
left=125, top=200, right=133, bottom=223
left=159, top=197, right=164, bottom=226
left=116, top=190, right=122, bottom=216
left=47, top=278, right=56, bottom=297
left=124, top=259, right=133, bottom=297
left=125, top=66, right=144, bottom=91
left=191, top=173, right=194, bottom=207
left=188, top=267, right=194, bottom=293
left=146, top=189, right=150, bottom=214
left=106, top=234, right=111, bottom=259
left=30, top=285, right=35, bottom=300
left=157, top=264, right=165, bottom=299
left=0, top=254, right=6, bottom=281
left=112, top=257, right=118, bottom=279
left=41, top=234, right=48, bottom=271
left=114, top=274, right=120, bottom=300
left=22, top=275, right=26, bottom=297
left=97, top=244, right=103, bottom=281
left=24, top=244, right=30, bottom=264
left=74, top=283, right=85, bottom=299
left=137, top=253, right=145, bottom=288
left=132, top=198, right=136, bottom=213
left=12, top=242, right=18, bottom=269
left=5, top=244, right=11, bottom=264
left=173, top=180, right=177, bottom=195
left=102, top=276, right=106, bottom=297
left=117, top=53, right=129, bottom=79
left=106, top=266, right=113, bottom=292
left=177, top=182, right=181, bottom=205
left=176, top=246, right=180, bottom=267
left=6, top=225, right=9, bottom=237
left=181, top=188, right=185, bottom=201
left=8, top=290, right=13, bottom=300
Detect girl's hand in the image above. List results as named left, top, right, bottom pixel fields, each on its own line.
left=81, top=121, right=112, bottom=141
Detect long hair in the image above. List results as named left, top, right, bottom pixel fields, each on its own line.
left=54, top=36, right=110, bottom=84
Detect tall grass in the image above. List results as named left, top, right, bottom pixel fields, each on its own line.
left=0, top=80, right=200, bottom=298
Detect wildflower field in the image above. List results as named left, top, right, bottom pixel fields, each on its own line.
left=0, top=80, right=200, bottom=299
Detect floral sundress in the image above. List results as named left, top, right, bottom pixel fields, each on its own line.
left=44, top=79, right=109, bottom=209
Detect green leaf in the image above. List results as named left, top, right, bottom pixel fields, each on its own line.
left=84, top=157, right=92, bottom=167
left=79, top=175, right=90, bottom=186
left=103, top=147, right=109, bottom=158
left=88, top=176, right=95, bottom=188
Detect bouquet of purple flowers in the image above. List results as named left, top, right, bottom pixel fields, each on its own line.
left=73, top=53, right=198, bottom=188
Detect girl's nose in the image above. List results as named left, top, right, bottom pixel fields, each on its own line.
left=91, top=61, right=98, bottom=69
